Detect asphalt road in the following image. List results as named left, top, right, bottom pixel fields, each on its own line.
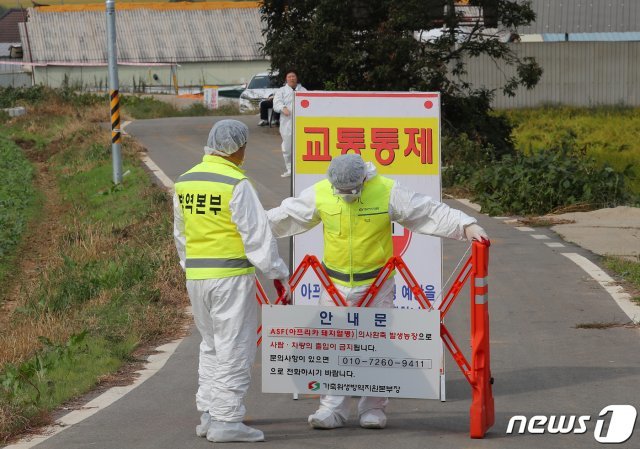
left=24, top=116, right=640, bottom=449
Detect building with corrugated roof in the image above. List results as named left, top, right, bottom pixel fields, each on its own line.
left=0, top=9, right=30, bottom=88
left=18, top=2, right=269, bottom=90
left=459, top=0, right=640, bottom=107
left=0, top=9, right=27, bottom=58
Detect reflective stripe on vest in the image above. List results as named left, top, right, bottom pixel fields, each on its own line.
left=321, top=262, right=384, bottom=283
left=176, top=171, right=242, bottom=186
left=315, top=175, right=395, bottom=287
left=185, top=258, right=253, bottom=269
left=175, top=155, right=255, bottom=280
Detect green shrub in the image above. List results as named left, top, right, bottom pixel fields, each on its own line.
left=0, top=86, right=48, bottom=108
left=120, top=95, right=180, bottom=119
left=0, top=138, right=36, bottom=283
left=0, top=86, right=105, bottom=109
left=470, top=147, right=630, bottom=216
left=442, top=133, right=500, bottom=188
left=121, top=95, right=242, bottom=119
left=443, top=91, right=516, bottom=159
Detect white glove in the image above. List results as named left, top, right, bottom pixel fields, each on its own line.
left=464, top=224, right=490, bottom=246
left=273, top=278, right=292, bottom=305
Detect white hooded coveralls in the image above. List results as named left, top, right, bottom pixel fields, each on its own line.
left=267, top=163, right=476, bottom=421
left=272, top=83, right=307, bottom=173
left=174, top=179, right=288, bottom=422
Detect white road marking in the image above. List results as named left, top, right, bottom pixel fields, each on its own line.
left=515, top=226, right=535, bottom=232
left=140, top=154, right=174, bottom=189
left=121, top=120, right=132, bottom=135
left=545, top=242, right=566, bottom=248
left=493, top=216, right=510, bottom=220
left=131, top=123, right=174, bottom=189
left=531, top=234, right=550, bottom=240
left=563, top=253, right=640, bottom=323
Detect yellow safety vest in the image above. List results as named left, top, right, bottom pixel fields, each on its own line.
left=175, top=155, right=255, bottom=280
left=314, top=175, right=395, bottom=287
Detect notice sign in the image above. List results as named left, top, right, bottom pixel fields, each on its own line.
left=262, top=305, right=442, bottom=399
left=203, top=86, right=218, bottom=110
left=292, top=92, right=442, bottom=309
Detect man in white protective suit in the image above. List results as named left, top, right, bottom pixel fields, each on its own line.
left=272, top=69, right=307, bottom=177
left=267, top=153, right=490, bottom=430
left=173, top=119, right=291, bottom=443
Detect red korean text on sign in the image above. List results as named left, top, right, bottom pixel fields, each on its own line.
left=371, top=128, right=399, bottom=165
left=301, top=125, right=434, bottom=166
left=303, top=127, right=332, bottom=161
left=337, top=128, right=366, bottom=155
left=404, top=128, right=433, bottom=165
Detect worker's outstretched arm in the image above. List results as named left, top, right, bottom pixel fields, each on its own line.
left=389, top=182, right=481, bottom=241
left=266, top=186, right=321, bottom=238
left=230, top=180, right=289, bottom=280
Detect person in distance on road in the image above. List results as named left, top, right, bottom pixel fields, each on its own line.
left=272, top=69, right=307, bottom=177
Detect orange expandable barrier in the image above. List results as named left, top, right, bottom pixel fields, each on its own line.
left=255, top=240, right=494, bottom=438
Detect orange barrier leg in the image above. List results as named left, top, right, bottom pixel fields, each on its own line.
left=469, top=241, right=494, bottom=438
left=307, top=256, right=347, bottom=306
left=256, top=279, right=270, bottom=347
left=395, top=257, right=432, bottom=310
left=357, top=259, right=396, bottom=308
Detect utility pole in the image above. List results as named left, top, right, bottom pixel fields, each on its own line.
left=106, top=0, right=122, bottom=184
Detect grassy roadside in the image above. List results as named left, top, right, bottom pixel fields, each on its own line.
left=0, top=137, right=40, bottom=288
left=120, top=95, right=244, bottom=120
left=0, top=88, right=188, bottom=442
left=603, top=256, right=640, bottom=305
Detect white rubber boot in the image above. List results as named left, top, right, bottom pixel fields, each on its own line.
left=206, top=421, right=265, bottom=442
left=308, top=408, right=346, bottom=429
left=359, top=409, right=387, bottom=429
left=196, top=412, right=212, bottom=437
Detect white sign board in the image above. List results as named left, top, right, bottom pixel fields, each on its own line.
left=262, top=305, right=442, bottom=399
left=203, top=86, right=218, bottom=110
left=292, top=92, right=442, bottom=309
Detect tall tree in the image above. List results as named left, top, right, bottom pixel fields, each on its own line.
left=260, top=0, right=542, bottom=154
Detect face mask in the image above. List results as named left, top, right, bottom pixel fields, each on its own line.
left=339, top=193, right=361, bottom=203
left=333, top=182, right=363, bottom=203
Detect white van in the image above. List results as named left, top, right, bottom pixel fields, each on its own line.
left=238, top=72, right=281, bottom=113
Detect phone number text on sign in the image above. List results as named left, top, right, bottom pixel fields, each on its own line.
left=339, top=357, right=432, bottom=369
left=262, top=305, right=441, bottom=399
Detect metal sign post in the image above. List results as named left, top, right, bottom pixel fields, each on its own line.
left=106, top=0, right=122, bottom=184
